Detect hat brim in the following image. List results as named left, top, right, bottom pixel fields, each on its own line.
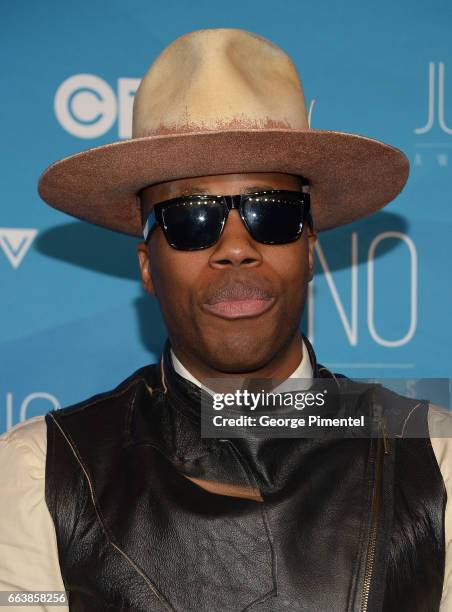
left=37, top=128, right=409, bottom=236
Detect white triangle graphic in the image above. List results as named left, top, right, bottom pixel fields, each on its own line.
left=0, top=228, right=38, bottom=269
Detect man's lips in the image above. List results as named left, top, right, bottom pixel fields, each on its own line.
left=202, top=281, right=276, bottom=320
left=202, top=298, right=276, bottom=319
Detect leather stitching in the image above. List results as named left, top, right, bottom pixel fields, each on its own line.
left=53, top=376, right=145, bottom=416
left=47, top=410, right=175, bottom=612
left=396, top=401, right=422, bottom=438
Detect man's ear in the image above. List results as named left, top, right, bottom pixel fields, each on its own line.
left=307, top=228, right=317, bottom=282
left=136, top=242, right=155, bottom=295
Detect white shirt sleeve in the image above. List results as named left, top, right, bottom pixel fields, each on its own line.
left=0, top=416, right=68, bottom=611
left=429, top=403, right=452, bottom=612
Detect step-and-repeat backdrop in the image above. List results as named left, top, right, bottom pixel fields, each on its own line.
left=1, top=0, right=451, bottom=431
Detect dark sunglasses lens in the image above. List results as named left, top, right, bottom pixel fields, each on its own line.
left=243, top=195, right=306, bottom=244
left=161, top=200, right=224, bottom=250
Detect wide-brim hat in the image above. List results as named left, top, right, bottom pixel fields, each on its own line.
left=37, top=28, right=409, bottom=237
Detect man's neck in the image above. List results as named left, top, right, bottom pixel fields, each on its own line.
left=170, top=334, right=313, bottom=389
left=168, top=331, right=310, bottom=383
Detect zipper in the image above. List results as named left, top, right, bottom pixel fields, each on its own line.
left=360, top=419, right=391, bottom=612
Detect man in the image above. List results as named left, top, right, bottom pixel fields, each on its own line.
left=1, top=28, right=451, bottom=611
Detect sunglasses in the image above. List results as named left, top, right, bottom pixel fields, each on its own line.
left=141, top=189, right=313, bottom=251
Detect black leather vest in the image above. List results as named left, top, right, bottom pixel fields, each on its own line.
left=44, top=335, right=446, bottom=611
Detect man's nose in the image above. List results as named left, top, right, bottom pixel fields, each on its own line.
left=208, top=209, right=263, bottom=268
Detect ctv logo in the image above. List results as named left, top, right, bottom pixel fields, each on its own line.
left=55, top=74, right=139, bottom=139
left=0, top=228, right=37, bottom=269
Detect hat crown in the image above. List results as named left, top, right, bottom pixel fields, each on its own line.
left=132, top=28, right=309, bottom=137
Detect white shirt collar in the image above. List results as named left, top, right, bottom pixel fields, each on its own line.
left=170, top=336, right=313, bottom=390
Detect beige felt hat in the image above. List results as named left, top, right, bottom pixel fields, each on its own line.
left=37, top=27, right=409, bottom=236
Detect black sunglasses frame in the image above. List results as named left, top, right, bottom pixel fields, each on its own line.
left=142, top=189, right=313, bottom=251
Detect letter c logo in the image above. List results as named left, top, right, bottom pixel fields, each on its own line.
left=54, top=74, right=117, bottom=138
